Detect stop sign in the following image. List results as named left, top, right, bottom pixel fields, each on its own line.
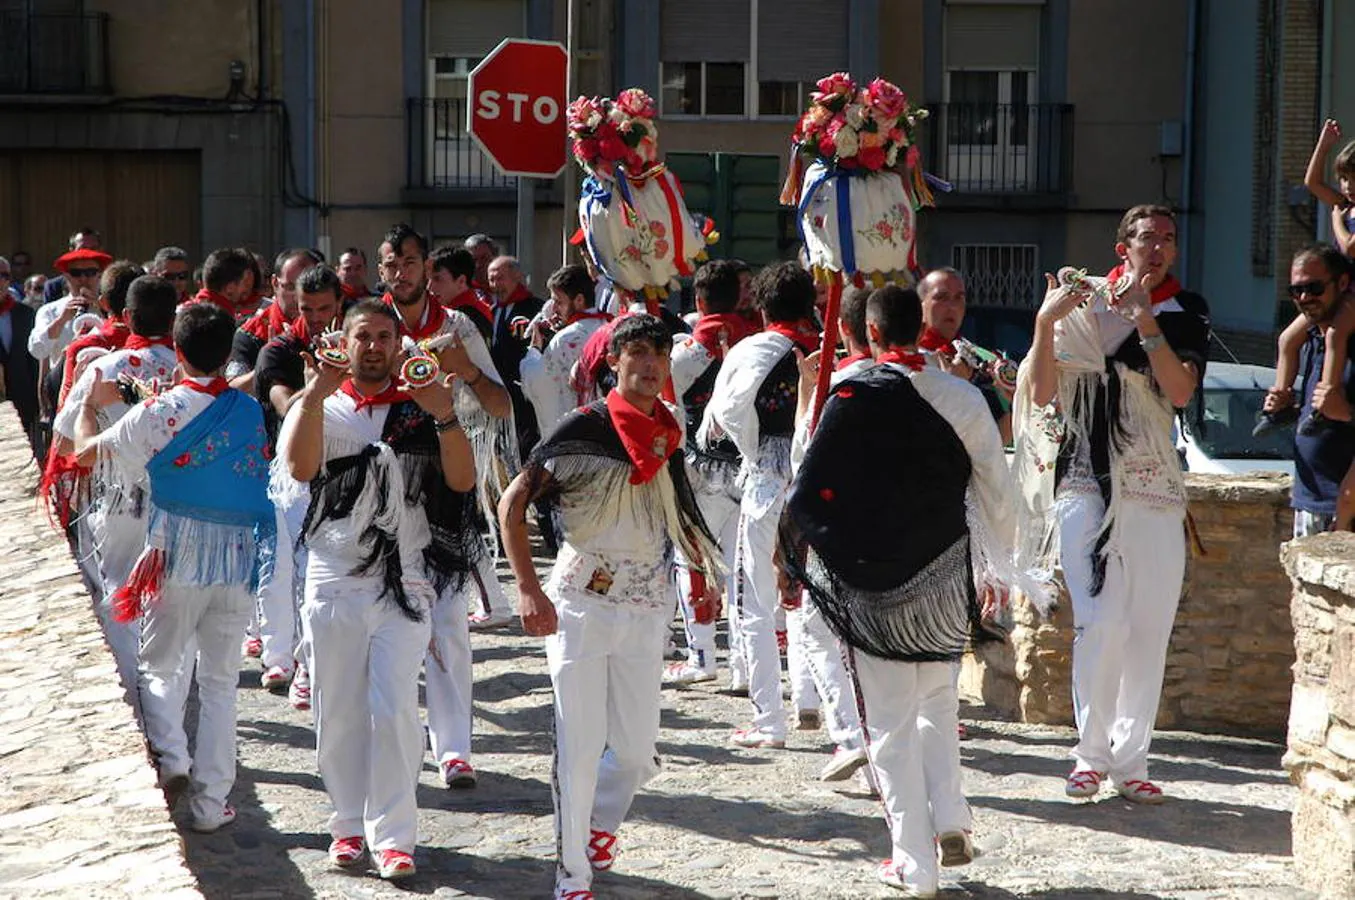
left=467, top=38, right=569, bottom=179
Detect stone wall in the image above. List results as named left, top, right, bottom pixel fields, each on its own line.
left=0, top=404, right=203, bottom=899
left=960, top=472, right=1296, bottom=739
left=1282, top=532, right=1355, bottom=900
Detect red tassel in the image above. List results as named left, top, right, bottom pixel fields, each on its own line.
left=112, top=547, right=165, bottom=623
left=689, top=570, right=713, bottom=624
left=809, top=274, right=844, bottom=434
left=39, top=447, right=89, bottom=530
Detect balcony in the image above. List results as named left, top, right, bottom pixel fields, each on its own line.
left=404, top=97, right=519, bottom=203
left=922, top=102, right=1073, bottom=205
left=0, top=13, right=110, bottom=95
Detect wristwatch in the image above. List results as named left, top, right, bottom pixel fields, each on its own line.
left=1140, top=333, right=1167, bottom=353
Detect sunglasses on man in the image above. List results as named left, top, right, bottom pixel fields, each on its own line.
left=1287, top=279, right=1334, bottom=300
left=164, top=272, right=191, bottom=282
left=67, top=267, right=101, bottom=279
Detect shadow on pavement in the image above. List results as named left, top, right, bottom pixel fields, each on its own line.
left=969, top=793, right=1291, bottom=856
left=954, top=885, right=1165, bottom=899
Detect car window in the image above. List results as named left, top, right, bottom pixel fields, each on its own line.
left=1185, top=388, right=1293, bottom=460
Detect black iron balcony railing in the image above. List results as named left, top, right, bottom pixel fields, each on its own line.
left=922, top=102, right=1073, bottom=195
left=0, top=13, right=110, bottom=95
left=406, top=97, right=518, bottom=191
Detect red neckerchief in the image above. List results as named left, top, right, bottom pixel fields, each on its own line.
left=286, top=314, right=318, bottom=346
left=191, top=289, right=239, bottom=319
left=836, top=350, right=872, bottom=371
left=383, top=292, right=446, bottom=340
left=765, top=320, right=820, bottom=353
left=58, top=322, right=133, bottom=408
left=0, top=292, right=12, bottom=315
left=877, top=348, right=926, bottom=372
left=918, top=327, right=955, bottom=355
left=690, top=312, right=755, bottom=359
left=125, top=334, right=174, bottom=351
left=240, top=300, right=291, bottom=341
left=494, top=283, right=532, bottom=309
left=566, top=309, right=612, bottom=326
left=1106, top=265, right=1182, bottom=305
left=440, top=286, right=495, bottom=324
left=605, top=389, right=682, bottom=485
left=339, top=378, right=410, bottom=412
left=340, top=282, right=368, bottom=301
left=180, top=376, right=230, bottom=396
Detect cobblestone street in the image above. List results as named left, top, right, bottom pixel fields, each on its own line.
left=178, top=558, right=1304, bottom=900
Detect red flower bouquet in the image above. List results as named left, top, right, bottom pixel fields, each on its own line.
left=568, top=88, right=661, bottom=180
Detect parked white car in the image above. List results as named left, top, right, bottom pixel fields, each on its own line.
left=1176, top=362, right=1294, bottom=476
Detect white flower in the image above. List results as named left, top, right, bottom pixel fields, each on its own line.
left=585, top=110, right=603, bottom=129
left=834, top=125, right=860, bottom=158
left=844, top=103, right=867, bottom=130
left=885, top=145, right=899, bottom=168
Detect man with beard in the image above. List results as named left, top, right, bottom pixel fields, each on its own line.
left=279, top=299, right=477, bottom=878
left=378, top=223, right=512, bottom=788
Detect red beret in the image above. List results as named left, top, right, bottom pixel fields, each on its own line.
left=54, top=248, right=114, bottom=274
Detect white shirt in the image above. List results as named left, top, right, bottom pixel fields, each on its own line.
left=519, top=314, right=608, bottom=439
left=54, top=345, right=178, bottom=442
left=29, top=295, right=81, bottom=367
left=94, top=377, right=222, bottom=488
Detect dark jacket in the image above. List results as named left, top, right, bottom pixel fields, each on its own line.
left=489, top=291, right=546, bottom=455
left=2, top=302, right=40, bottom=443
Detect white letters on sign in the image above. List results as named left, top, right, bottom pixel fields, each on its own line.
left=476, top=90, right=560, bottom=124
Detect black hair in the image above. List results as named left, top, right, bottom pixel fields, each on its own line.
left=69, top=227, right=100, bottom=249
left=866, top=285, right=923, bottom=348
left=429, top=246, right=476, bottom=282
left=202, top=247, right=255, bottom=293
left=340, top=246, right=367, bottom=264
left=298, top=264, right=343, bottom=300
left=752, top=261, right=816, bottom=324
left=839, top=285, right=871, bottom=348
left=125, top=274, right=179, bottom=337
left=608, top=313, right=671, bottom=356
left=545, top=264, right=595, bottom=304
left=343, top=297, right=402, bottom=331
left=99, top=261, right=144, bottom=316
left=174, top=301, right=237, bottom=372
left=693, top=259, right=741, bottom=314
left=1294, top=242, right=1354, bottom=280
left=380, top=223, right=429, bottom=261
left=274, top=247, right=324, bottom=276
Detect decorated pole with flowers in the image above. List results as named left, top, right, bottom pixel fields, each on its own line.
left=779, top=73, right=935, bottom=430
left=567, top=88, right=717, bottom=306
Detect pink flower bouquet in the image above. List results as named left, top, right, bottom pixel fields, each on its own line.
left=568, top=88, right=661, bottom=180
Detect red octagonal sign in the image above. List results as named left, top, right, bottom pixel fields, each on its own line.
left=468, top=38, right=569, bottom=179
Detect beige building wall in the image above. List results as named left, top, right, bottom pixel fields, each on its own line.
left=1065, top=0, right=1187, bottom=213
left=878, top=0, right=925, bottom=101
left=320, top=0, right=408, bottom=257
left=88, top=0, right=260, bottom=97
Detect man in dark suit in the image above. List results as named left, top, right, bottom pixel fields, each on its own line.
left=0, top=256, right=41, bottom=457
left=487, top=255, right=546, bottom=456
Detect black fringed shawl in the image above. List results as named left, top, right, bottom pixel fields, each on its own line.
left=778, top=365, right=985, bottom=662
left=302, top=400, right=482, bottom=620
left=524, top=398, right=718, bottom=561
left=1052, top=290, right=1211, bottom=595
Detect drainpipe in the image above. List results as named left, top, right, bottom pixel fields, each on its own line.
left=304, top=0, right=318, bottom=245
left=1318, top=0, right=1334, bottom=242
left=1180, top=0, right=1201, bottom=284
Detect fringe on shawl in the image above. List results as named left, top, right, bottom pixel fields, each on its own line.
left=797, top=535, right=980, bottom=663
left=456, top=396, right=520, bottom=550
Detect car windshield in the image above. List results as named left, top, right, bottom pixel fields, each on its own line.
left=1184, top=387, right=1293, bottom=460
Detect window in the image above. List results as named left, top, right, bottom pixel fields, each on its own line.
left=657, top=0, right=845, bottom=118
left=758, top=81, right=813, bottom=118
left=952, top=244, right=1041, bottom=308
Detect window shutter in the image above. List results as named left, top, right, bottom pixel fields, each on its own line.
left=428, top=0, right=526, bottom=59
left=757, top=0, right=848, bottom=82
left=944, top=4, right=1040, bottom=69
left=661, top=0, right=750, bottom=63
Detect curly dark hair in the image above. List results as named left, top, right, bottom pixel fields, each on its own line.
left=608, top=313, right=671, bottom=356
left=752, top=261, right=816, bottom=324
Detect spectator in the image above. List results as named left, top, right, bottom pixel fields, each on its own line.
left=464, top=233, right=499, bottom=290
left=486, top=255, right=546, bottom=458
left=336, top=247, right=371, bottom=300
left=22, top=275, right=46, bottom=309
left=150, top=246, right=193, bottom=304
left=44, top=227, right=103, bottom=306
left=0, top=255, right=40, bottom=455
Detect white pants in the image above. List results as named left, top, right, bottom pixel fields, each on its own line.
left=139, top=580, right=252, bottom=822
left=786, top=606, right=820, bottom=714
left=258, top=494, right=308, bottom=671
left=1060, top=494, right=1185, bottom=783
left=426, top=582, right=473, bottom=765
left=735, top=498, right=787, bottom=737
left=305, top=576, right=431, bottom=852
left=794, top=599, right=863, bottom=748
left=850, top=650, right=970, bottom=895
left=674, top=483, right=740, bottom=674
left=548, top=594, right=668, bottom=894
left=93, top=516, right=145, bottom=717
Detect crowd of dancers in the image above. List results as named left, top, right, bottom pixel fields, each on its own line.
left=28, top=203, right=1215, bottom=899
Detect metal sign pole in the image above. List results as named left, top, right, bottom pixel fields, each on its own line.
left=517, top=176, right=535, bottom=284
left=563, top=0, right=576, bottom=266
